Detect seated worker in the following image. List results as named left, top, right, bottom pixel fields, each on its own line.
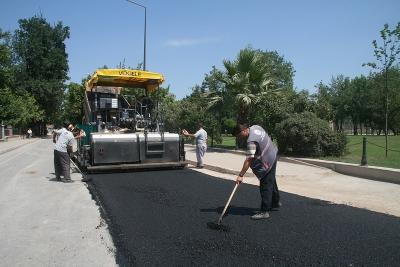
left=99, top=122, right=110, bottom=133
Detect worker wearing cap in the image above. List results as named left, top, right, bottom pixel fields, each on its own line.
left=235, top=123, right=281, bottom=220
left=182, top=123, right=208, bottom=168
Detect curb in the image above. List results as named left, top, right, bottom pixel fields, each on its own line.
left=185, top=144, right=400, bottom=185
left=185, top=144, right=246, bottom=155
left=185, top=159, right=254, bottom=177
left=289, top=158, right=400, bottom=185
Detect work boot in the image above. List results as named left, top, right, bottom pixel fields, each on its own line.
left=272, top=202, right=282, bottom=209
left=81, top=176, right=92, bottom=182
left=251, top=212, right=270, bottom=220
left=62, top=178, right=74, bottom=183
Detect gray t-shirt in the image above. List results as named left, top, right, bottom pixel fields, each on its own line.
left=194, top=128, right=207, bottom=145
left=54, top=128, right=74, bottom=153
left=246, top=125, right=278, bottom=171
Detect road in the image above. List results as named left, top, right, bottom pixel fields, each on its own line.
left=88, top=169, right=400, bottom=266
left=0, top=139, right=116, bottom=267
left=1, top=139, right=399, bottom=266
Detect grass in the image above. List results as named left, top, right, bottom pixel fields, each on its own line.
left=322, top=135, right=400, bottom=169
left=212, top=135, right=237, bottom=149
left=185, top=135, right=238, bottom=149
left=211, top=135, right=400, bottom=169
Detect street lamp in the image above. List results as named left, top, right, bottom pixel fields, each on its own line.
left=125, top=0, right=147, bottom=71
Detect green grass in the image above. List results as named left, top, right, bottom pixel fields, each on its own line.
left=183, top=136, right=237, bottom=149
left=213, top=135, right=400, bottom=169
left=212, top=135, right=237, bottom=149
left=322, top=135, right=400, bottom=169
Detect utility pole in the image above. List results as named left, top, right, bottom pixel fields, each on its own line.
left=125, top=0, right=147, bottom=71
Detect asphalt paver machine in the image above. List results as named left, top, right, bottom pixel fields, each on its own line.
left=76, top=68, right=186, bottom=173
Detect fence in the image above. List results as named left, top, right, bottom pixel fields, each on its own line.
left=355, top=137, right=400, bottom=166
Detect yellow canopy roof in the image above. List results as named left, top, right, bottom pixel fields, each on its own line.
left=86, top=69, right=164, bottom=92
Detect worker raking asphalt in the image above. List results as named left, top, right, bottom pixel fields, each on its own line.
left=86, top=169, right=400, bottom=266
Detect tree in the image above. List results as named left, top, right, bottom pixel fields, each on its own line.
left=0, top=28, right=12, bottom=89
left=328, top=75, right=352, bottom=132
left=363, top=22, right=400, bottom=156
left=0, top=88, right=43, bottom=128
left=290, top=90, right=315, bottom=114
left=222, top=47, right=294, bottom=125
left=177, top=85, right=222, bottom=145
left=250, top=89, right=293, bottom=138
left=221, top=47, right=274, bottom=125
left=387, top=68, right=400, bottom=135
left=12, top=16, right=70, bottom=134
left=313, top=82, right=333, bottom=122
left=199, top=47, right=294, bottom=147
left=64, top=82, right=85, bottom=124
left=200, top=66, right=232, bottom=131
left=347, top=76, right=369, bottom=135
left=149, top=85, right=181, bottom=132
left=368, top=67, right=400, bottom=135
left=0, top=28, right=43, bottom=129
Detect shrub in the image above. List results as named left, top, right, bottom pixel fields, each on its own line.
left=275, top=112, right=346, bottom=157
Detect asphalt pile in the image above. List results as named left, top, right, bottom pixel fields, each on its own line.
left=88, top=169, right=400, bottom=266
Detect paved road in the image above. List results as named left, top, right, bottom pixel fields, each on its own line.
left=185, top=145, right=400, bottom=217
left=88, top=169, right=400, bottom=266
left=1, top=138, right=400, bottom=266
left=0, top=139, right=116, bottom=266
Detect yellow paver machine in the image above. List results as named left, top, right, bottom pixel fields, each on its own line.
left=76, top=68, right=186, bottom=173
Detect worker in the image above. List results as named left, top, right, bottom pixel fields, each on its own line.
left=27, top=128, right=32, bottom=138
left=67, top=124, right=86, bottom=157
left=99, top=122, right=110, bottom=133
left=68, top=124, right=86, bottom=139
left=235, top=123, right=281, bottom=220
left=182, top=123, right=208, bottom=168
left=52, top=121, right=74, bottom=183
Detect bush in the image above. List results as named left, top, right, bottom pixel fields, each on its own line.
left=275, top=112, right=346, bottom=157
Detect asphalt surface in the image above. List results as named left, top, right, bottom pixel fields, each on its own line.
left=87, top=169, right=400, bottom=266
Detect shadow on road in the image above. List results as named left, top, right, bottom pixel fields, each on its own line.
left=200, top=206, right=258, bottom=216
left=46, top=177, right=62, bottom=182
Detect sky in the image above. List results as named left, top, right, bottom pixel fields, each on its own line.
left=1, top=0, right=399, bottom=99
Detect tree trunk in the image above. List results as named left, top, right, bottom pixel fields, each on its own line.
left=353, top=124, right=358, bottom=135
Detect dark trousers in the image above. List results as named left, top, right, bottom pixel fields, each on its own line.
left=259, top=160, right=280, bottom=211
left=54, top=150, right=71, bottom=179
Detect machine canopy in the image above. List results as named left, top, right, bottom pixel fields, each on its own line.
left=86, top=69, right=164, bottom=92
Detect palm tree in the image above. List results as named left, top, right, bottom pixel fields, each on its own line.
left=222, top=47, right=275, bottom=125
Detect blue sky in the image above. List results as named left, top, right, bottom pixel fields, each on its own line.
left=1, top=0, right=399, bottom=99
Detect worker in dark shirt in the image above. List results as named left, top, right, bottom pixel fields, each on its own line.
left=235, top=124, right=281, bottom=220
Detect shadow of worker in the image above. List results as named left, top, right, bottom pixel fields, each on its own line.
left=200, top=206, right=258, bottom=217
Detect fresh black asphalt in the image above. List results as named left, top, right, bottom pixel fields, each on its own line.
left=87, top=169, right=400, bottom=266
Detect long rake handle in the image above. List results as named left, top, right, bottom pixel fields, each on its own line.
left=70, top=159, right=83, bottom=176
left=218, top=183, right=239, bottom=224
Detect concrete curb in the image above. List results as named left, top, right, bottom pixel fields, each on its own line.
left=289, top=158, right=400, bottom=185
left=185, top=143, right=246, bottom=155
left=185, top=159, right=253, bottom=177
left=185, top=144, right=400, bottom=185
